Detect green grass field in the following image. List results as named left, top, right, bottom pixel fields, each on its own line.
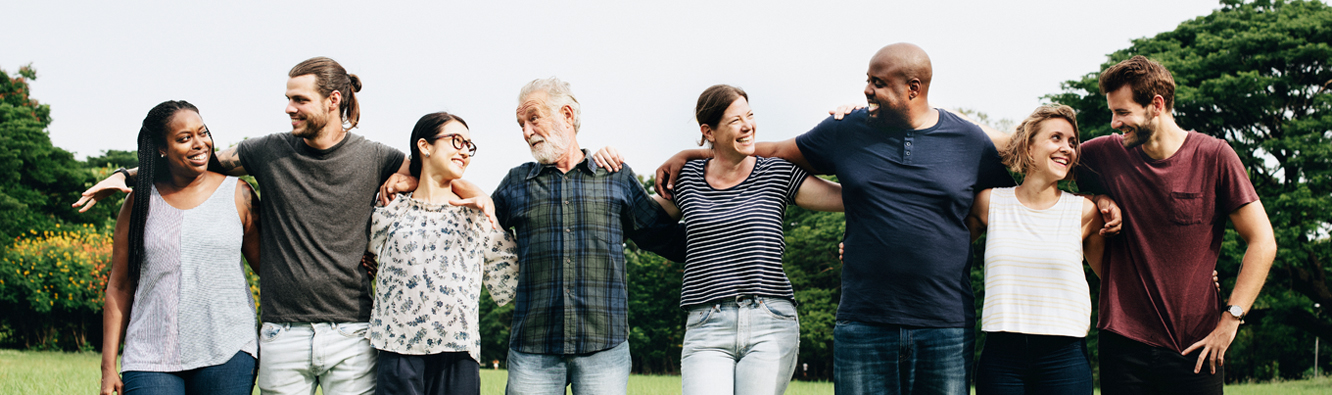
left=2, top=350, right=1327, bottom=394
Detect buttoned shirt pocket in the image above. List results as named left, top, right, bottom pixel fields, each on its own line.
left=1169, top=191, right=1204, bottom=225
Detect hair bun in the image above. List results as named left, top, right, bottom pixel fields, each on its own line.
left=348, top=74, right=363, bottom=92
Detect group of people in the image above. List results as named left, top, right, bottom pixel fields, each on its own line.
left=77, top=42, right=1276, bottom=395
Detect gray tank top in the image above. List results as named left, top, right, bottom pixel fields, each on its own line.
left=122, top=177, right=258, bottom=372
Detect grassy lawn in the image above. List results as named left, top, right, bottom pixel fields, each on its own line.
left=1, top=349, right=1327, bottom=394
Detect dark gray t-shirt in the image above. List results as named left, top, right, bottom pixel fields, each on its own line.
left=237, top=132, right=404, bottom=323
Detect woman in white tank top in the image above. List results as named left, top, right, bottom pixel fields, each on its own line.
left=965, top=105, right=1105, bottom=395
left=100, top=101, right=262, bottom=395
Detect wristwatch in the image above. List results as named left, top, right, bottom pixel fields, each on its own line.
left=1225, top=305, right=1245, bottom=324
left=113, top=167, right=131, bottom=180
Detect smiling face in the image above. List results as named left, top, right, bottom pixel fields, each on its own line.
left=703, top=97, right=756, bottom=157
left=1107, top=85, right=1158, bottom=149
left=864, top=61, right=911, bottom=127
left=285, top=74, right=336, bottom=138
left=158, top=110, right=213, bottom=177
left=1025, top=117, right=1079, bottom=180
left=516, top=90, right=573, bottom=164
left=419, top=120, right=472, bottom=181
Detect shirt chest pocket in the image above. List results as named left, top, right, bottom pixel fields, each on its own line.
left=1168, top=191, right=1206, bottom=225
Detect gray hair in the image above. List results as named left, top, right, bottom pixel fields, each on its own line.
left=518, top=77, right=582, bottom=134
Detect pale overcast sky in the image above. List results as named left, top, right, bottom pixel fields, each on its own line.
left=3, top=0, right=1222, bottom=192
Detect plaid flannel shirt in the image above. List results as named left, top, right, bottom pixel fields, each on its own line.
left=492, top=152, right=685, bottom=355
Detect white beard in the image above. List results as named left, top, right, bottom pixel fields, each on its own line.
left=528, top=134, right=569, bottom=164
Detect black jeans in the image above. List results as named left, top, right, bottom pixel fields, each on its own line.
left=375, top=351, right=480, bottom=395
left=975, top=332, right=1092, bottom=395
left=1099, top=331, right=1224, bottom=395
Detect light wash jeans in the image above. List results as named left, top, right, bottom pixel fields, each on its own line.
left=505, top=340, right=632, bottom=395
left=256, top=322, right=378, bottom=395
left=680, top=296, right=800, bottom=395
left=833, top=320, right=973, bottom=395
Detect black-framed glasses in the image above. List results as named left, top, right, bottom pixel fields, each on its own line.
left=434, top=133, right=478, bottom=156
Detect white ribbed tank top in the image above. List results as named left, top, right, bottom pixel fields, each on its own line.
left=980, top=187, right=1090, bottom=338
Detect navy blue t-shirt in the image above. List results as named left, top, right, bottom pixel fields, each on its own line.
left=796, top=109, right=1013, bottom=327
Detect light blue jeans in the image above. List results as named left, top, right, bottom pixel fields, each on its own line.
left=681, top=296, right=800, bottom=395
left=505, top=340, right=632, bottom=395
left=256, top=322, right=378, bottom=395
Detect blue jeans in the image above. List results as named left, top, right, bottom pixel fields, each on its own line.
left=833, top=320, right=972, bottom=395
left=121, top=350, right=256, bottom=395
left=975, top=332, right=1092, bottom=395
left=505, top=340, right=631, bottom=395
left=680, top=296, right=800, bottom=395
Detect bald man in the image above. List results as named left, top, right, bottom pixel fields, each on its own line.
left=655, top=43, right=1014, bottom=394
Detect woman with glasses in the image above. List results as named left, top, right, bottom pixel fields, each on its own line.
left=365, top=112, right=518, bottom=395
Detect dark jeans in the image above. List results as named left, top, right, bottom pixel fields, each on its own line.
left=833, top=320, right=972, bottom=395
left=1099, top=331, right=1224, bottom=395
left=376, top=351, right=480, bottom=395
left=120, top=350, right=256, bottom=395
left=975, top=332, right=1092, bottom=395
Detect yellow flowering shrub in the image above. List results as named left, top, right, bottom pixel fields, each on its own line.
left=0, top=225, right=111, bottom=350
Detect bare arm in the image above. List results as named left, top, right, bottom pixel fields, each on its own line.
left=236, top=179, right=261, bottom=272
left=1183, top=200, right=1277, bottom=374
left=651, top=195, right=680, bottom=220
left=100, top=195, right=136, bottom=395
left=1080, top=196, right=1106, bottom=277
left=793, top=175, right=843, bottom=212
left=75, top=147, right=247, bottom=213
left=965, top=189, right=992, bottom=243
left=449, top=178, right=500, bottom=230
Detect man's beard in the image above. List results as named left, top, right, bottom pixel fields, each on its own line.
left=528, top=133, right=569, bottom=164
left=293, top=111, right=329, bottom=139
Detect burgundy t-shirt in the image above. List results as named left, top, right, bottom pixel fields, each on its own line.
left=1075, top=131, right=1258, bottom=352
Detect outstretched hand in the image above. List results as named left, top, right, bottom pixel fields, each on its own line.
left=830, top=104, right=865, bottom=120
left=591, top=146, right=625, bottom=173
left=73, top=174, right=132, bottom=213
left=379, top=173, right=419, bottom=206
left=1182, top=315, right=1241, bottom=374
left=450, top=195, right=500, bottom=230
left=1093, top=195, right=1123, bottom=236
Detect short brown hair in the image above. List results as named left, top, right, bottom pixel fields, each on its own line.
left=289, top=57, right=363, bottom=129
left=1001, top=104, right=1081, bottom=178
left=1098, top=55, right=1176, bottom=110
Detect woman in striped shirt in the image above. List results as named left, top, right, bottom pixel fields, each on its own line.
left=965, top=104, right=1105, bottom=395
left=596, top=84, right=844, bottom=395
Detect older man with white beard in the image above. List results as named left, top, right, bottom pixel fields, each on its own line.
left=490, top=77, right=686, bottom=395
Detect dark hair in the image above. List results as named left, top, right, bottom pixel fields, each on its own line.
left=407, top=112, right=469, bottom=178
left=128, top=100, right=222, bottom=284
left=1001, top=104, right=1081, bottom=178
left=1098, top=55, right=1176, bottom=111
left=289, top=57, right=363, bottom=130
left=694, top=84, right=749, bottom=147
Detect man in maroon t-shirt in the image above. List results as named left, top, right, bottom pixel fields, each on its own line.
left=1075, top=56, right=1277, bottom=394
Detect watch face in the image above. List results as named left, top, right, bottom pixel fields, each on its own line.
left=1227, top=306, right=1243, bottom=317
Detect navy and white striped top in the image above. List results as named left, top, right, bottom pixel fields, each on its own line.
left=675, top=157, right=808, bottom=308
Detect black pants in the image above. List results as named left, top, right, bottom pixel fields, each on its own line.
left=1099, top=331, right=1224, bottom=395
left=375, top=351, right=480, bottom=395
left=976, top=332, right=1093, bottom=395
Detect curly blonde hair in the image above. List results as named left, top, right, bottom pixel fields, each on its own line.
left=1000, top=104, right=1081, bottom=179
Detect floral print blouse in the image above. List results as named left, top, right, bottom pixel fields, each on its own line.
left=367, top=193, right=519, bottom=360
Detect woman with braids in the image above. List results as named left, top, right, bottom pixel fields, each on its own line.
left=100, top=100, right=261, bottom=395
left=365, top=112, right=518, bottom=395
left=593, top=85, right=843, bottom=395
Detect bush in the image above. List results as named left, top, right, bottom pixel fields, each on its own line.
left=0, top=225, right=111, bottom=350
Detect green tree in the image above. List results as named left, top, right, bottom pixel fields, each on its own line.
left=84, top=150, right=138, bottom=170
left=1047, top=0, right=1332, bottom=380
left=0, top=65, right=105, bottom=242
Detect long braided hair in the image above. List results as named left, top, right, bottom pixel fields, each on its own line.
left=126, top=100, right=221, bottom=283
